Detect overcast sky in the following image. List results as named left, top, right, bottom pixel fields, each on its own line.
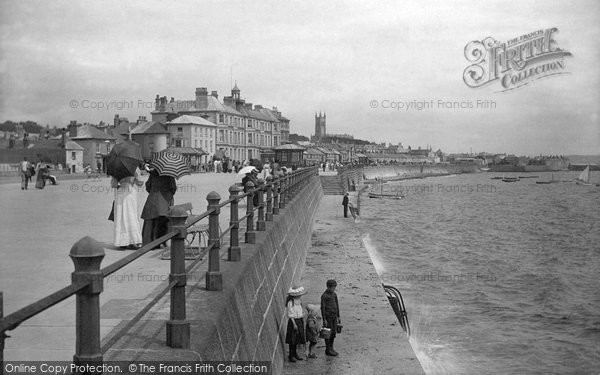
left=1, top=0, right=598, bottom=155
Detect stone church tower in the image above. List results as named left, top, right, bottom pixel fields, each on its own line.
left=314, top=112, right=326, bottom=140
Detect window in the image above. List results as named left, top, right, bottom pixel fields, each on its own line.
left=177, top=127, right=183, bottom=132
left=219, top=114, right=224, bottom=123
left=219, top=130, right=224, bottom=142
left=248, top=134, right=252, bottom=144
left=175, top=139, right=183, bottom=147
left=71, top=152, right=76, bottom=160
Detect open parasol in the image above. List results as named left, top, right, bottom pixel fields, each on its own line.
left=150, top=150, right=192, bottom=179
left=238, top=166, right=258, bottom=175
left=106, top=140, right=144, bottom=181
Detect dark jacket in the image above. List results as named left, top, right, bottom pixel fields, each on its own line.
left=321, top=289, right=340, bottom=318
left=141, top=171, right=177, bottom=220
left=342, top=195, right=349, bottom=206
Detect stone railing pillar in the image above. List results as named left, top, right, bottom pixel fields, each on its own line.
left=228, top=185, right=242, bottom=261
left=206, top=192, right=222, bottom=291
left=245, top=181, right=256, bottom=244
left=166, top=206, right=190, bottom=348
left=70, top=236, right=105, bottom=364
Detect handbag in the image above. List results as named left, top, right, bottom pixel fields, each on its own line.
left=336, top=324, right=343, bottom=334
left=319, top=327, right=331, bottom=340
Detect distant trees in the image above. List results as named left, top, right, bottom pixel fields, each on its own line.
left=0, top=120, right=46, bottom=134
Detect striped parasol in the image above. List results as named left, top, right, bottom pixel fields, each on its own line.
left=150, top=150, right=192, bottom=179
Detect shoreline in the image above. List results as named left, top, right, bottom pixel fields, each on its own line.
left=282, top=195, right=424, bottom=375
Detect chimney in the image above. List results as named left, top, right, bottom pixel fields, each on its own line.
left=254, top=105, right=263, bottom=110
left=61, top=128, right=67, bottom=147
left=137, top=116, right=146, bottom=125
left=244, top=103, right=253, bottom=110
left=155, top=95, right=160, bottom=110
left=211, top=90, right=218, bottom=99
left=68, top=121, right=78, bottom=137
left=170, top=97, right=174, bottom=103
left=114, top=114, right=120, bottom=127
left=195, top=87, right=208, bottom=109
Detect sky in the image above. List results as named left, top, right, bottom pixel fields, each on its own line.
left=1, top=0, right=598, bottom=155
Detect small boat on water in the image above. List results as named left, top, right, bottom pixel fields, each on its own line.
left=518, top=176, right=539, bottom=179
left=368, top=192, right=403, bottom=199
left=491, top=176, right=504, bottom=180
left=575, top=165, right=592, bottom=186
left=502, top=177, right=520, bottom=183
left=536, top=174, right=560, bottom=184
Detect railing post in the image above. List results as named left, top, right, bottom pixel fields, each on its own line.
left=1, top=291, right=4, bottom=372
left=166, top=206, right=190, bottom=348
left=228, top=185, right=242, bottom=261
left=272, top=176, right=280, bottom=215
left=265, top=176, right=273, bottom=221
left=245, top=181, right=256, bottom=243
left=70, top=236, right=104, bottom=366
left=256, top=179, right=266, bottom=231
left=206, top=192, right=222, bottom=291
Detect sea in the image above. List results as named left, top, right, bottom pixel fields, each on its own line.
left=358, top=171, right=600, bottom=374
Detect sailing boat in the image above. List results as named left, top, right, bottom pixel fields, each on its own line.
left=575, top=165, right=592, bottom=186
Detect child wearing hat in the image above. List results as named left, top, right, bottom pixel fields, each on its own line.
left=321, top=279, right=340, bottom=356
left=305, top=304, right=321, bottom=359
left=285, top=286, right=307, bottom=362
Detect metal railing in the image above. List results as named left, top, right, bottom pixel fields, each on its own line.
left=0, top=166, right=318, bottom=366
left=383, top=284, right=410, bottom=337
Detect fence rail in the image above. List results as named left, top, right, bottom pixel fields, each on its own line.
left=0, top=166, right=318, bottom=366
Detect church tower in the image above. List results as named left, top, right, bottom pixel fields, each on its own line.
left=315, top=112, right=326, bottom=140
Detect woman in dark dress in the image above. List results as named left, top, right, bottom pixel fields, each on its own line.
left=141, top=169, right=177, bottom=248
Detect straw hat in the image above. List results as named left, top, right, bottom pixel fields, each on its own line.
left=287, top=286, right=307, bottom=297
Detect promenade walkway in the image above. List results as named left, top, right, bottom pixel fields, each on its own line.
left=0, top=172, right=240, bottom=360
left=282, top=195, right=424, bottom=375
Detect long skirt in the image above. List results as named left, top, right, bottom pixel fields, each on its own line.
left=142, top=216, right=169, bottom=247
left=285, top=318, right=306, bottom=345
left=113, top=183, right=142, bottom=246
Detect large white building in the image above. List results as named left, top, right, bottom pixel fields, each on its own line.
left=151, top=84, right=290, bottom=162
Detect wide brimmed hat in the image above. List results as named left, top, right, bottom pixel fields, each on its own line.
left=287, top=286, right=307, bottom=297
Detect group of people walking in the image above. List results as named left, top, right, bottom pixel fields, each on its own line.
left=109, top=164, right=177, bottom=250
left=19, top=156, right=58, bottom=190
left=285, top=279, right=341, bottom=362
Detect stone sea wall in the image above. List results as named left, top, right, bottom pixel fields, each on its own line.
left=195, top=177, right=323, bottom=373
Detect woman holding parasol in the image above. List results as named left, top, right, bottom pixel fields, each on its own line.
left=141, top=149, right=191, bottom=248
left=107, top=140, right=145, bottom=250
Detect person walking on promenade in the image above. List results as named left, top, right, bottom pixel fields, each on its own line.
left=321, top=279, right=341, bottom=356
left=285, top=286, right=307, bottom=362
left=111, top=166, right=144, bottom=250
left=141, top=168, right=177, bottom=249
left=305, top=304, right=321, bottom=359
left=342, top=193, right=349, bottom=218
left=19, top=157, right=31, bottom=190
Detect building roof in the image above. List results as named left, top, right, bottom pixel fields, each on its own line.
left=304, top=148, right=324, bottom=155
left=275, top=143, right=306, bottom=151
left=31, top=138, right=84, bottom=151
left=165, top=146, right=207, bottom=156
left=130, top=121, right=170, bottom=134
left=71, top=125, right=116, bottom=140
left=166, top=115, right=217, bottom=127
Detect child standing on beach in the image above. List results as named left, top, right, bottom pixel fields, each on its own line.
left=321, top=279, right=341, bottom=356
left=305, top=304, right=321, bottom=358
left=285, top=286, right=307, bottom=362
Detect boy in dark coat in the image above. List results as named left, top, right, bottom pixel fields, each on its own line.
left=321, top=279, right=340, bottom=356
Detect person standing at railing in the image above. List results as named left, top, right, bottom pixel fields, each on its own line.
left=19, top=156, right=32, bottom=190
left=141, top=168, right=177, bottom=249
left=111, top=166, right=144, bottom=250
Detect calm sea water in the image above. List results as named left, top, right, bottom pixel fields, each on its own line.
left=358, top=171, right=600, bottom=374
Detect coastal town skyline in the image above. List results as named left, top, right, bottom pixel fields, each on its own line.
left=1, top=0, right=599, bottom=155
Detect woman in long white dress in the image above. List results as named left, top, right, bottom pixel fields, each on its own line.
left=111, top=167, right=144, bottom=249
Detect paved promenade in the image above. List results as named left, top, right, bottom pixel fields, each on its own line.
left=282, top=195, right=424, bottom=375
left=0, top=172, right=240, bottom=360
